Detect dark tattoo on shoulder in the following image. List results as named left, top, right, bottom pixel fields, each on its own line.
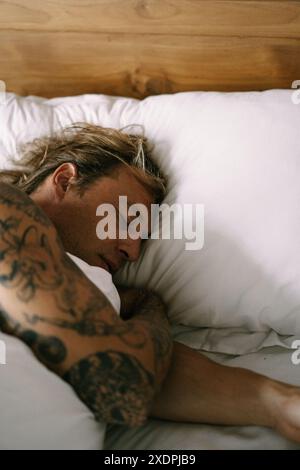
left=0, top=215, right=63, bottom=301
left=0, top=302, right=66, bottom=366
left=0, top=182, right=64, bottom=302
left=19, top=329, right=67, bottom=365
left=0, top=182, right=53, bottom=227
left=63, top=350, right=154, bottom=426
left=25, top=305, right=147, bottom=349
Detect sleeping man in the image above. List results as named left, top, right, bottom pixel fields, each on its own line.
left=0, top=123, right=300, bottom=444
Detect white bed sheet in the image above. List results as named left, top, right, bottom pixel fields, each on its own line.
left=104, top=326, right=300, bottom=450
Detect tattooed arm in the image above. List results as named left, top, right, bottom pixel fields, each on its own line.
left=0, top=182, right=173, bottom=427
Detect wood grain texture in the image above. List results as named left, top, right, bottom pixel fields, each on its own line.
left=1, top=0, right=300, bottom=38
left=0, top=0, right=299, bottom=98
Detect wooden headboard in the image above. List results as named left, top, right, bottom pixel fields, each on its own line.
left=1, top=0, right=300, bottom=99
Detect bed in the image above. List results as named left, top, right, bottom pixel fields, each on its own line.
left=1, top=0, right=300, bottom=450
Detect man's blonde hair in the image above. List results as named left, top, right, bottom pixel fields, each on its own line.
left=0, top=123, right=166, bottom=202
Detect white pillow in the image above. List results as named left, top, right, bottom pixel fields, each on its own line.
left=1, top=90, right=300, bottom=338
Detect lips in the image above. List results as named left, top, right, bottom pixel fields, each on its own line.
left=98, top=255, right=118, bottom=274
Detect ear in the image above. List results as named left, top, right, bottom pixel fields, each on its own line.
left=52, top=163, right=78, bottom=200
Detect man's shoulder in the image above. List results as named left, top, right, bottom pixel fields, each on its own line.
left=0, top=182, right=53, bottom=228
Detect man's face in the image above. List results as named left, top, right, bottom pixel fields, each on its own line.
left=35, top=165, right=154, bottom=274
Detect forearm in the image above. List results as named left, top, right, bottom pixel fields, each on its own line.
left=125, top=289, right=173, bottom=394
left=149, top=341, right=290, bottom=428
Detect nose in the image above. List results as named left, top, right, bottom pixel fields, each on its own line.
left=118, top=238, right=142, bottom=263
